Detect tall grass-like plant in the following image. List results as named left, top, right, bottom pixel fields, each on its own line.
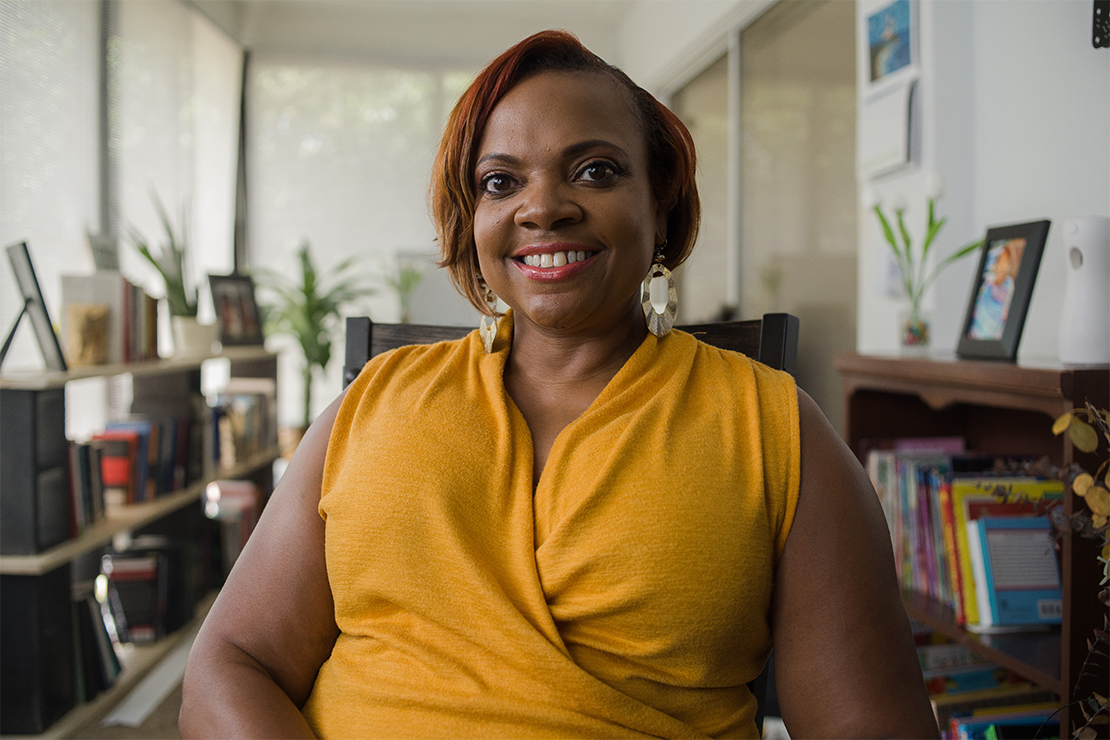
left=255, top=241, right=376, bottom=428
left=128, top=191, right=198, bottom=318
left=869, top=175, right=983, bottom=344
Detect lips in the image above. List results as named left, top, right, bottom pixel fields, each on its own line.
left=511, top=245, right=598, bottom=281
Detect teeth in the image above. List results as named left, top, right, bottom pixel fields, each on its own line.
left=522, top=250, right=592, bottom=268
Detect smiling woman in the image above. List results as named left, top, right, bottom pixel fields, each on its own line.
left=180, top=30, right=940, bottom=740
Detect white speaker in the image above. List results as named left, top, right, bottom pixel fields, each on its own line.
left=1058, top=217, right=1110, bottom=365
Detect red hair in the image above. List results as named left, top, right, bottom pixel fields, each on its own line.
left=431, top=30, right=700, bottom=315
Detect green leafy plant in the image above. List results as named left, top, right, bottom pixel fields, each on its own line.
left=255, top=241, right=376, bottom=428
left=379, top=255, right=427, bottom=324
left=870, top=175, right=984, bottom=334
left=128, top=190, right=198, bottom=318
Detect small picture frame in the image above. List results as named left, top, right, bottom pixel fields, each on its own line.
left=3, top=241, right=67, bottom=371
left=209, top=274, right=264, bottom=347
left=956, top=220, right=1050, bottom=362
left=864, top=0, right=917, bottom=93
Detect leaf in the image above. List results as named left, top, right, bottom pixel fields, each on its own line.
left=1054, top=412, right=1074, bottom=436
left=1094, top=693, right=1109, bottom=708
left=1069, top=420, right=1099, bottom=453
left=1078, top=726, right=1097, bottom=740
left=1074, top=473, right=1095, bottom=497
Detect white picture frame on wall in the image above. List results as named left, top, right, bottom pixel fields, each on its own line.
left=856, top=0, right=920, bottom=180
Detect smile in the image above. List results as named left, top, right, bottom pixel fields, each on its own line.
left=518, top=250, right=594, bottom=268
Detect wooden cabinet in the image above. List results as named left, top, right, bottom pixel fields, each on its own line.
left=0, top=348, right=279, bottom=736
left=835, top=353, right=1108, bottom=737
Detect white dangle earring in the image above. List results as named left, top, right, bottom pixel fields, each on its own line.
left=641, top=241, right=677, bottom=337
left=479, top=279, right=500, bottom=353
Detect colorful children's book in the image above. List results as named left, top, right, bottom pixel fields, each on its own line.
left=975, top=516, right=1062, bottom=627
left=948, top=478, right=1062, bottom=626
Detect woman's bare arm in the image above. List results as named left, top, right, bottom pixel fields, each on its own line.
left=178, top=393, right=345, bottom=738
left=771, top=389, right=939, bottom=739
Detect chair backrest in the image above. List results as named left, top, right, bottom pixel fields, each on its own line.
left=340, top=312, right=797, bottom=735
left=343, top=313, right=799, bottom=387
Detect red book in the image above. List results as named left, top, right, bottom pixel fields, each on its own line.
left=93, top=430, right=139, bottom=506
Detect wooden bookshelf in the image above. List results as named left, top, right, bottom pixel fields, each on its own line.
left=0, top=346, right=276, bottom=391
left=835, top=353, right=1108, bottom=737
left=0, top=446, right=280, bottom=576
left=0, top=348, right=279, bottom=735
left=3, top=591, right=220, bottom=740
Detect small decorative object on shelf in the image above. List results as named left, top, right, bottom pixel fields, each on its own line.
left=868, top=174, right=984, bottom=354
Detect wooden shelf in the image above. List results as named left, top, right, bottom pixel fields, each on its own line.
left=0, top=346, right=275, bottom=391
left=903, top=590, right=1063, bottom=696
left=835, top=354, right=1108, bottom=736
left=0, top=446, right=280, bottom=576
left=0, top=591, right=218, bottom=740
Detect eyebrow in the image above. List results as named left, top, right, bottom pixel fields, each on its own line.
left=475, top=139, right=629, bottom=170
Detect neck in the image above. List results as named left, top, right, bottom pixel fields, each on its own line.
left=505, top=301, right=648, bottom=389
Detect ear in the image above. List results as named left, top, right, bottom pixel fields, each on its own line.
left=654, top=200, right=668, bottom=250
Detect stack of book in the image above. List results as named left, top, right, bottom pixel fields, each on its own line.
left=66, top=412, right=198, bottom=527
left=918, top=642, right=1058, bottom=739
left=207, top=377, right=278, bottom=474
left=867, top=439, right=1064, bottom=632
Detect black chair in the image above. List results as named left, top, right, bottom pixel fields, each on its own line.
left=341, top=312, right=800, bottom=736
left=343, top=313, right=799, bottom=386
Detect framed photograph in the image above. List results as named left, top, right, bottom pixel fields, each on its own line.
left=3, top=241, right=67, bottom=371
left=209, top=274, right=264, bottom=346
left=866, top=0, right=916, bottom=89
left=957, top=220, right=1050, bottom=362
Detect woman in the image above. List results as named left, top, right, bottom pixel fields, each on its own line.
left=180, top=31, right=939, bottom=739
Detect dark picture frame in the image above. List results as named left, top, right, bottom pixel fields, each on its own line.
left=956, top=220, right=1050, bottom=362
left=209, top=273, right=264, bottom=346
left=2, top=241, right=67, bottom=371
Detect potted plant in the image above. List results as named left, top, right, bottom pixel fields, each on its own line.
left=869, top=174, right=984, bottom=352
left=128, top=191, right=216, bottom=356
left=255, top=240, right=377, bottom=431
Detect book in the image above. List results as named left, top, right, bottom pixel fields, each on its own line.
left=106, top=419, right=157, bottom=500
left=951, top=702, right=1059, bottom=740
left=92, top=432, right=138, bottom=511
left=931, top=685, right=1056, bottom=736
left=103, top=550, right=167, bottom=643
left=974, top=517, right=1062, bottom=628
left=949, top=478, right=1062, bottom=626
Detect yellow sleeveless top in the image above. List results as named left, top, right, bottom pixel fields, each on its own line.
left=303, top=313, right=800, bottom=739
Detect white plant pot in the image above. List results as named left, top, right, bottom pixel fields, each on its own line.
left=171, top=316, right=218, bottom=358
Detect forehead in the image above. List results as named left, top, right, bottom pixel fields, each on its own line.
left=478, top=71, right=645, bottom=159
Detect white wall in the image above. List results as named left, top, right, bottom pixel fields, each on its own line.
left=859, top=0, right=1109, bottom=360
left=624, top=0, right=1109, bottom=363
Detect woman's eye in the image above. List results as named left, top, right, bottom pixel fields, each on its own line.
left=577, top=161, right=618, bottom=183
left=480, top=173, right=515, bottom=194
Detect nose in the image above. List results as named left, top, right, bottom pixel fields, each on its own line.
left=513, top=176, right=582, bottom=230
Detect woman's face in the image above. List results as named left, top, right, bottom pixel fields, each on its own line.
left=472, top=70, right=665, bottom=335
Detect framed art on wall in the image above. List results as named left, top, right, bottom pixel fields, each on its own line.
left=209, top=273, right=264, bottom=347
left=957, top=220, right=1050, bottom=362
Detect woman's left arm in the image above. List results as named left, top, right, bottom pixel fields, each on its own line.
left=770, top=389, right=940, bottom=739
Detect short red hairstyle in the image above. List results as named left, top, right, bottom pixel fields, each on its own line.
left=431, top=30, right=701, bottom=315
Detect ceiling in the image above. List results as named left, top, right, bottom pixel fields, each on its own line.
left=193, top=0, right=642, bottom=66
